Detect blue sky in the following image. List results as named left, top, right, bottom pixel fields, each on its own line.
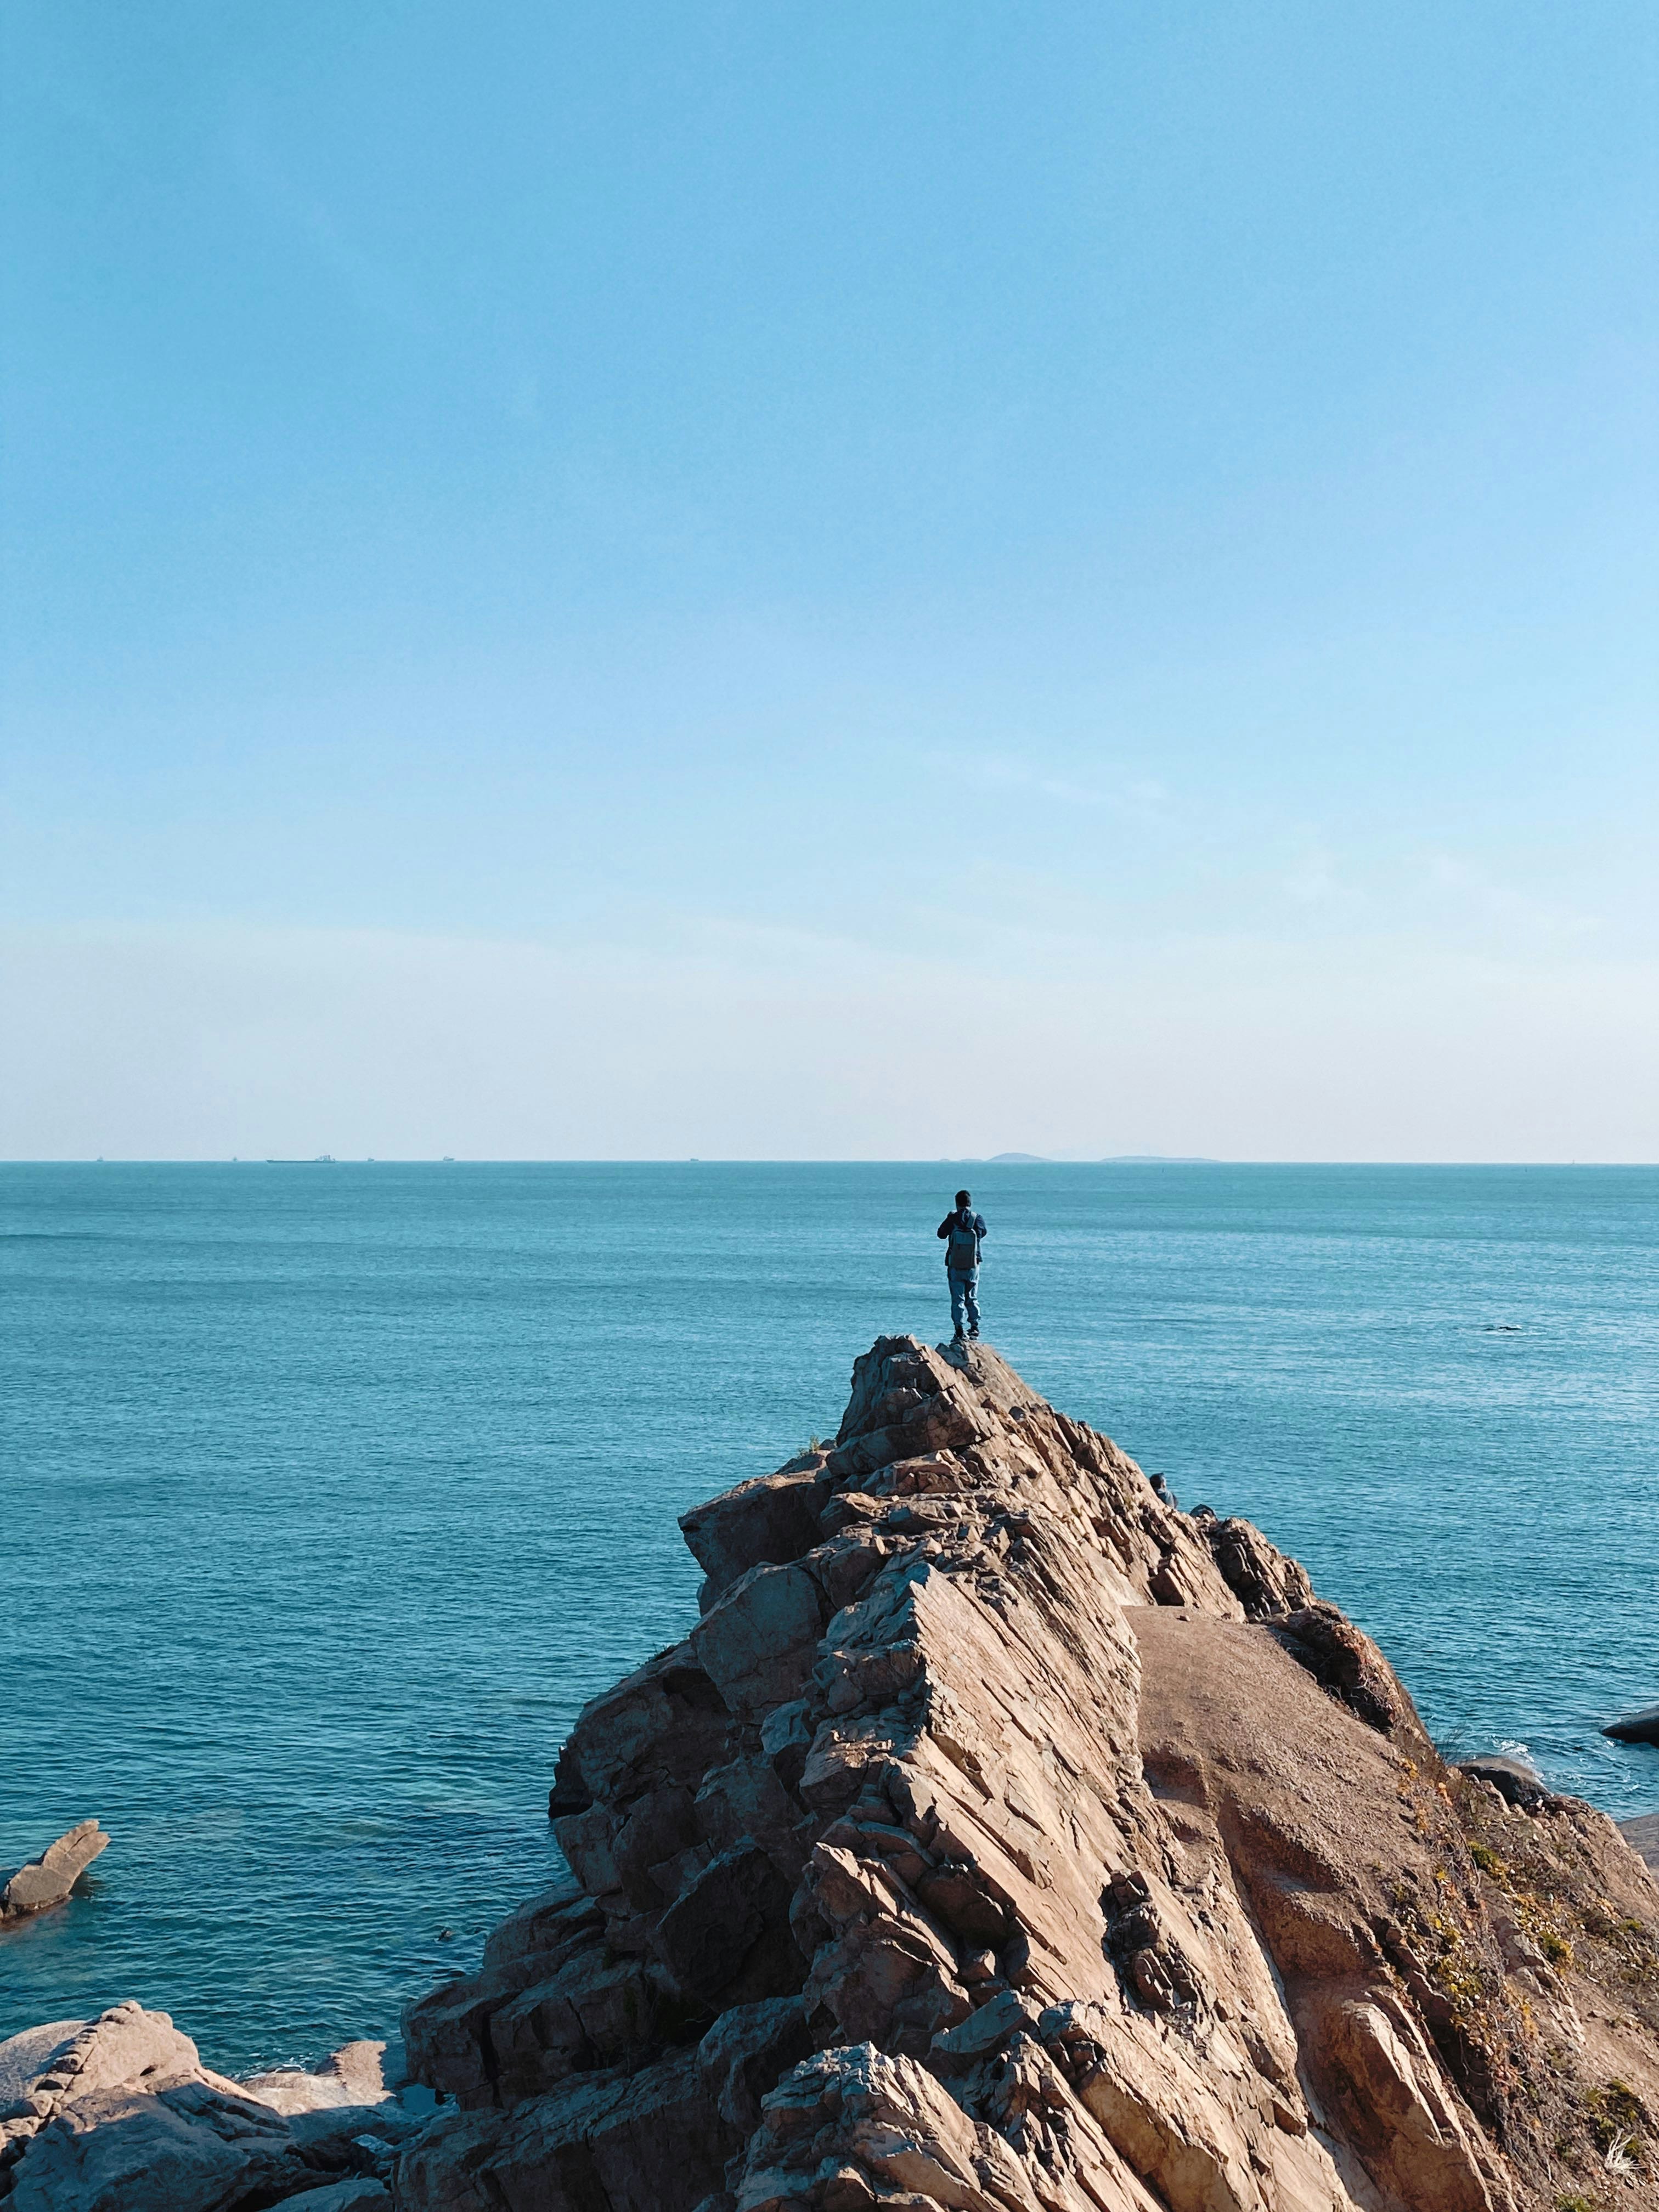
left=3, top=3, right=1656, bottom=1158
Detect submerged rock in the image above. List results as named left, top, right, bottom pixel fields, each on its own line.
left=1606, top=1702, right=1659, bottom=1747
left=0, top=1821, right=109, bottom=1922
left=398, top=1333, right=1659, bottom=2212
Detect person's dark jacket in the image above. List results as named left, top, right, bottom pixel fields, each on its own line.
left=936, top=1207, right=987, bottom=1268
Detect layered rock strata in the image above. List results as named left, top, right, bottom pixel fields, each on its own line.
left=399, top=1336, right=1659, bottom=2212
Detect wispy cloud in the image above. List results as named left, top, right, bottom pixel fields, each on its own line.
left=923, top=749, right=1180, bottom=830
left=1416, top=851, right=1602, bottom=949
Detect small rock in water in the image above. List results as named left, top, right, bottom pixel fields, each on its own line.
left=1603, top=1702, right=1659, bottom=1747
left=1455, top=1753, right=1549, bottom=1807
left=437, top=1927, right=454, bottom=1940
left=0, top=1820, right=109, bottom=1922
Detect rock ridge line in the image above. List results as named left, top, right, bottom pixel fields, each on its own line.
left=396, top=1334, right=1659, bottom=2212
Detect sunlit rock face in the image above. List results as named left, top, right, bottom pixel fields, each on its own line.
left=399, top=1335, right=1659, bottom=2212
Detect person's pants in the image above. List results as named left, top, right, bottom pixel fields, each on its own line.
left=948, top=1267, right=980, bottom=1335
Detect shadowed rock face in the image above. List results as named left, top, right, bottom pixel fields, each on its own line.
left=398, top=1333, right=1659, bottom=2212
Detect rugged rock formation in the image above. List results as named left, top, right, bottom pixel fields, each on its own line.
left=0, top=2002, right=417, bottom=2209
left=243, top=2039, right=416, bottom=2117
left=0, top=1821, right=108, bottom=1922
left=4, top=1337, right=1654, bottom=2209
left=1607, top=1708, right=1659, bottom=1750
left=398, top=1335, right=1659, bottom=2212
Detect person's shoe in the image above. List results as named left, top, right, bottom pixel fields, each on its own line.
left=968, top=1326, right=980, bottom=1340
left=951, top=1328, right=967, bottom=1344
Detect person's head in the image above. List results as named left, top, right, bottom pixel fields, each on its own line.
left=955, top=1189, right=972, bottom=1208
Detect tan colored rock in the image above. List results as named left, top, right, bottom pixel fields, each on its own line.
left=736, top=2042, right=1056, bottom=2212
left=399, top=1334, right=1659, bottom=2212
left=0, top=1820, right=109, bottom=1921
left=680, top=1455, right=833, bottom=1607
left=0, top=2000, right=200, bottom=2132
left=0, top=2000, right=321, bottom=2209
left=240, top=2037, right=390, bottom=2114
left=5, top=2074, right=308, bottom=2212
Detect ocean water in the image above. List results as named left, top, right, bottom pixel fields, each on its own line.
left=2, top=1161, right=1656, bottom=2072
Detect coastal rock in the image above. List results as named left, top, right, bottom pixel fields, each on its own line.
left=4, top=2076, right=308, bottom=2212
left=0, top=2000, right=200, bottom=2130
left=241, top=2039, right=391, bottom=2114
left=396, top=2047, right=738, bottom=2211
left=1455, top=1753, right=1549, bottom=1808
left=0, top=2000, right=413, bottom=2210
left=1606, top=1703, right=1659, bottom=1747
left=278, top=2183, right=391, bottom=2212
left=0, top=2023, right=82, bottom=2111
left=0, top=1821, right=109, bottom=1922
left=397, top=1331, right=1659, bottom=2212
left=680, top=1455, right=833, bottom=1608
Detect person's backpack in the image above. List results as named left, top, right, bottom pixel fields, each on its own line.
left=945, top=1212, right=980, bottom=1270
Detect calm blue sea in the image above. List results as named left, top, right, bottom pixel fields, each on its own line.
left=2, top=1163, right=1656, bottom=2071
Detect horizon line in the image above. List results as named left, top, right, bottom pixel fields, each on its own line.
left=2, top=1158, right=1655, bottom=1171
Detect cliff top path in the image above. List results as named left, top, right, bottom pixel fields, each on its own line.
left=394, top=1334, right=1659, bottom=2212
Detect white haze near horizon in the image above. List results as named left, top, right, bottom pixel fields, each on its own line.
left=9, top=909, right=1658, bottom=1161
left=3, top=4, right=1658, bottom=1164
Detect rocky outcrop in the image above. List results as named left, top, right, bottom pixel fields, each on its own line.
left=0, top=2003, right=422, bottom=2210
left=398, top=1334, right=1659, bottom=2212
left=1607, top=1706, right=1659, bottom=1748
left=0, top=2001, right=304, bottom=2209
left=243, top=2039, right=397, bottom=2115
left=0, top=1822, right=108, bottom=1922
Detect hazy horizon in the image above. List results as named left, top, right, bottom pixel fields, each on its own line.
left=5, top=1156, right=1655, bottom=1169
left=4, top=5, right=1656, bottom=1164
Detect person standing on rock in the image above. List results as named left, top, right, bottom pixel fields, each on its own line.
left=937, top=1188, right=987, bottom=1343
